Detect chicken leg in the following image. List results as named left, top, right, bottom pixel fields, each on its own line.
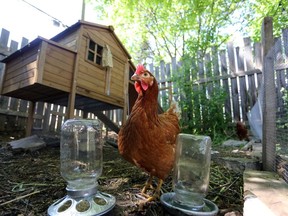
left=141, top=175, right=153, bottom=194
left=141, top=176, right=163, bottom=202
left=148, top=179, right=163, bottom=202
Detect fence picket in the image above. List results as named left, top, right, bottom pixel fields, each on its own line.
left=160, top=60, right=167, bottom=107
left=197, top=51, right=204, bottom=79
left=254, top=42, right=263, bottom=88
left=57, top=105, right=65, bottom=131
left=236, top=46, right=245, bottom=73
left=18, top=99, right=29, bottom=130
left=239, top=76, right=248, bottom=121
left=171, top=57, right=179, bottom=101
left=247, top=74, right=257, bottom=110
left=212, top=47, right=220, bottom=88
left=21, top=37, right=29, bottom=48
left=0, top=28, right=9, bottom=48
left=243, top=37, right=254, bottom=71
left=165, top=63, right=172, bottom=102
left=219, top=49, right=232, bottom=118
left=10, top=40, right=18, bottom=52
left=49, top=104, right=58, bottom=132
left=34, top=102, right=45, bottom=129
left=227, top=41, right=236, bottom=75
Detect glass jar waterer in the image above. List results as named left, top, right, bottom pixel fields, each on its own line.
left=161, top=133, right=218, bottom=216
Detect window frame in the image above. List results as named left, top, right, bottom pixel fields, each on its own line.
left=86, top=39, right=104, bottom=67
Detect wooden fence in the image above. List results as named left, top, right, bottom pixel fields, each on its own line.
left=149, top=43, right=263, bottom=123
left=149, top=31, right=287, bottom=126
left=1, top=22, right=288, bottom=137
left=0, top=28, right=30, bottom=134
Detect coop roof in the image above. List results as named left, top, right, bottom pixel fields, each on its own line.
left=51, top=20, right=132, bottom=60
left=1, top=20, right=132, bottom=63
left=1, top=36, right=76, bottom=63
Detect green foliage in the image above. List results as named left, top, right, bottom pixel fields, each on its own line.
left=174, top=56, right=232, bottom=145
left=87, top=0, right=243, bottom=63
left=87, top=0, right=288, bottom=62
left=86, top=0, right=288, bottom=64
left=241, top=0, right=288, bottom=41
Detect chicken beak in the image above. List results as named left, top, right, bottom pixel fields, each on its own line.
left=131, top=73, right=140, bottom=81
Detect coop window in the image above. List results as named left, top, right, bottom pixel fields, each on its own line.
left=87, top=40, right=103, bottom=65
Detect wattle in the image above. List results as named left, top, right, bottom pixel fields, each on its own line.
left=141, top=81, right=148, bottom=91
left=135, top=82, right=141, bottom=93
left=135, top=81, right=148, bottom=93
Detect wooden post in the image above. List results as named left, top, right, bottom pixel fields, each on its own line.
left=67, top=54, right=77, bottom=119
left=26, top=101, right=36, bottom=137
left=43, top=103, right=51, bottom=133
left=81, top=0, right=86, bottom=20
left=261, top=17, right=276, bottom=171
left=122, top=62, right=129, bottom=125
left=67, top=27, right=83, bottom=119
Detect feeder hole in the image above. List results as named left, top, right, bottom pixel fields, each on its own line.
left=94, top=197, right=107, bottom=205
left=76, top=199, right=91, bottom=212
left=57, top=200, right=72, bottom=212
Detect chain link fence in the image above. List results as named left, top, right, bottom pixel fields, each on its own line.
left=274, top=29, right=288, bottom=182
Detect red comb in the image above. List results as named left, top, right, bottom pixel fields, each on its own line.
left=135, top=64, right=145, bottom=75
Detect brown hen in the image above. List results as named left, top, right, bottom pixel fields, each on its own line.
left=118, top=64, right=180, bottom=202
left=236, top=121, right=249, bottom=141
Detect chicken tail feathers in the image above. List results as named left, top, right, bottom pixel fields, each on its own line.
left=167, top=101, right=181, bottom=119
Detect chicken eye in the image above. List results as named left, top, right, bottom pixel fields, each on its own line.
left=143, top=72, right=149, bottom=77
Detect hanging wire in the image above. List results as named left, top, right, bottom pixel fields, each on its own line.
left=21, top=0, right=69, bottom=28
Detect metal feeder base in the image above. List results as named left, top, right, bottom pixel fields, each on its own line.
left=48, top=191, right=115, bottom=216
left=161, top=192, right=218, bottom=216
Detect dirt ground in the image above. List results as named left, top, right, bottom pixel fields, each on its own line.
left=0, top=133, right=244, bottom=216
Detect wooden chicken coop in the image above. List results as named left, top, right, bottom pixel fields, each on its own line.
left=0, top=20, right=138, bottom=135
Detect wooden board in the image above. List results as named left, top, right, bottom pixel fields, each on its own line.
left=2, top=46, right=39, bottom=94
left=53, top=30, right=78, bottom=50
left=42, top=43, right=75, bottom=92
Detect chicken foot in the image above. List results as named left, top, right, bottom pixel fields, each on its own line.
left=140, top=177, right=163, bottom=202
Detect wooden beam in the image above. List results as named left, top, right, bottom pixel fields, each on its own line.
left=122, top=62, right=129, bottom=125
left=36, top=41, right=48, bottom=83
left=67, top=49, right=79, bottom=119
left=67, top=27, right=83, bottom=119
left=94, top=111, right=120, bottom=134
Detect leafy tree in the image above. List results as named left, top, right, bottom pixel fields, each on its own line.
left=87, top=0, right=243, bottom=63
left=241, top=0, right=288, bottom=41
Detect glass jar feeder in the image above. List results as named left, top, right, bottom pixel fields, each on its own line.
left=48, top=119, right=115, bottom=216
